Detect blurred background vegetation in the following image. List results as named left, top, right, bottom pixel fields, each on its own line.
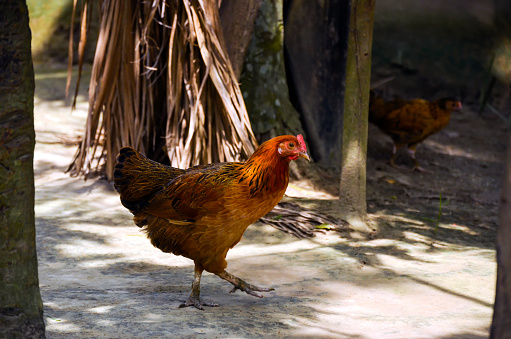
left=28, top=0, right=97, bottom=65
left=28, top=0, right=510, bottom=113
left=371, top=0, right=510, bottom=108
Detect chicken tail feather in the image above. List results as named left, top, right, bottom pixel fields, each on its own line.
left=113, top=147, right=185, bottom=214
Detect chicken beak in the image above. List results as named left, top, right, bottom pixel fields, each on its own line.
left=299, top=151, right=311, bottom=162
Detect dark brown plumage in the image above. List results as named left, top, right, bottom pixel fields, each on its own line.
left=113, top=135, right=309, bottom=309
left=369, top=91, right=462, bottom=171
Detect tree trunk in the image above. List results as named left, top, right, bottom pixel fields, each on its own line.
left=338, top=0, right=375, bottom=232
left=491, top=4, right=511, bottom=336
left=240, top=0, right=303, bottom=140
left=0, top=1, right=46, bottom=338
left=491, top=134, right=511, bottom=338
left=219, top=0, right=263, bottom=80
left=284, top=0, right=351, bottom=166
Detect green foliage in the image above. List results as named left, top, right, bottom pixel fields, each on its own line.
left=27, top=0, right=70, bottom=61
left=27, top=0, right=98, bottom=64
left=315, top=223, right=333, bottom=230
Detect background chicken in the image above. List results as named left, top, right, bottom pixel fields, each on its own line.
left=113, top=135, right=309, bottom=310
left=369, top=91, right=462, bottom=172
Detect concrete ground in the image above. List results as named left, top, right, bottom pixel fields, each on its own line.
left=34, top=74, right=496, bottom=338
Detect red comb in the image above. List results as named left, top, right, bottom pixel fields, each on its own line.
left=297, top=134, right=306, bottom=150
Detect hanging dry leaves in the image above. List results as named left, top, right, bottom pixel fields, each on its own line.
left=67, top=0, right=257, bottom=180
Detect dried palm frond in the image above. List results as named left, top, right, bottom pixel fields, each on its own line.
left=67, top=0, right=257, bottom=180
left=259, top=202, right=350, bottom=238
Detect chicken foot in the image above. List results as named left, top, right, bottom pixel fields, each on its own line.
left=217, top=270, right=274, bottom=298
left=179, top=264, right=218, bottom=310
left=408, top=146, right=430, bottom=173
left=390, top=143, right=430, bottom=172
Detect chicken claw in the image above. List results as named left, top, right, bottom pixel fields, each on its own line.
left=179, top=296, right=218, bottom=310
left=179, top=264, right=219, bottom=310
left=413, top=165, right=431, bottom=173
left=217, top=271, right=274, bottom=298
left=408, top=148, right=430, bottom=173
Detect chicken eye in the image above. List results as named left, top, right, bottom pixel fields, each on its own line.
left=288, top=142, right=295, bottom=149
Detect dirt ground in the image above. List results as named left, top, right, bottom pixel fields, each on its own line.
left=30, top=1, right=508, bottom=336
left=32, top=64, right=505, bottom=338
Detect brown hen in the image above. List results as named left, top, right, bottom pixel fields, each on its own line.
left=369, top=91, right=462, bottom=172
left=113, top=135, right=309, bottom=309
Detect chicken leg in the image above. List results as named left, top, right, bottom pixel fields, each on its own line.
left=408, top=144, right=429, bottom=173
left=389, top=143, right=429, bottom=172
left=389, top=143, right=404, bottom=168
left=217, top=270, right=274, bottom=297
left=179, top=264, right=218, bottom=310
